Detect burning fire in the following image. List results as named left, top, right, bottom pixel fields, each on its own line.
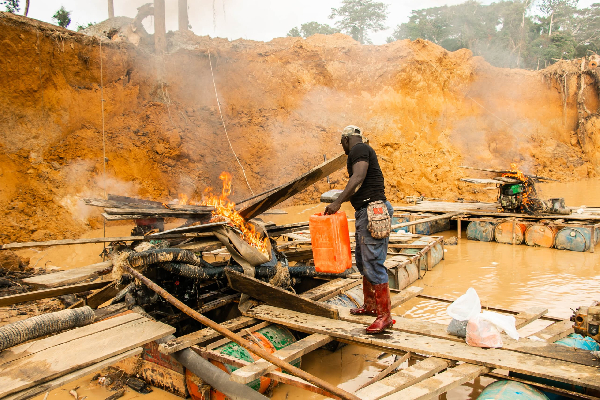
left=177, top=172, right=269, bottom=253
left=502, top=163, right=533, bottom=207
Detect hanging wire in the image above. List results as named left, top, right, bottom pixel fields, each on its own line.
left=208, top=50, right=254, bottom=195
left=99, top=39, right=108, bottom=254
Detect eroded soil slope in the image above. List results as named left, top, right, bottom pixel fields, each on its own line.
left=0, top=12, right=597, bottom=242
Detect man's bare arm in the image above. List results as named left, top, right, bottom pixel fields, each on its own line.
left=324, top=161, right=368, bottom=215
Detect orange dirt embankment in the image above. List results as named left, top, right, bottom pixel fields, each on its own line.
left=0, top=12, right=597, bottom=243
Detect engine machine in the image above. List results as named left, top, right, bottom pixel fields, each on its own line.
left=498, top=183, right=524, bottom=212
left=571, top=302, right=600, bottom=343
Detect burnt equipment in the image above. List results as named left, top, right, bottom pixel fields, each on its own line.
left=571, top=302, right=600, bottom=343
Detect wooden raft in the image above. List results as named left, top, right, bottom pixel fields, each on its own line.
left=0, top=312, right=175, bottom=399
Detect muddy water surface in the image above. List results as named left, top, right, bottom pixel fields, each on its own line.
left=28, top=180, right=600, bottom=399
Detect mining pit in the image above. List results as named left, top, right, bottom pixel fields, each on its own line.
left=1, top=9, right=600, bottom=400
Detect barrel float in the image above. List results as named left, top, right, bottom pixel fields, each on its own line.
left=525, top=225, right=558, bottom=248
left=494, top=221, right=529, bottom=245
left=392, top=215, right=409, bottom=233
left=403, top=239, right=444, bottom=270
left=325, top=284, right=364, bottom=308
left=477, top=380, right=549, bottom=400
left=554, top=333, right=600, bottom=351
left=555, top=227, right=593, bottom=252
left=467, top=221, right=496, bottom=242
left=187, top=325, right=300, bottom=400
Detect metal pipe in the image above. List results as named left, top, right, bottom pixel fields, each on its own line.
left=124, top=264, right=359, bottom=400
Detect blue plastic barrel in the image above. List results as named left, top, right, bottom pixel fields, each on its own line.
left=477, top=380, right=549, bottom=400
left=467, top=221, right=496, bottom=242
left=554, top=228, right=592, bottom=252
left=554, top=333, right=600, bottom=351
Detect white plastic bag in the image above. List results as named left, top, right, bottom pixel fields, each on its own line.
left=479, top=311, right=520, bottom=340
left=466, top=315, right=503, bottom=348
left=446, top=288, right=481, bottom=321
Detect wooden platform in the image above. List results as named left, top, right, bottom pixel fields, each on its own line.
left=0, top=312, right=174, bottom=399
left=186, top=277, right=596, bottom=400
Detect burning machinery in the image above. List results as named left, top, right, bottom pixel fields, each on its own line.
left=460, top=164, right=569, bottom=215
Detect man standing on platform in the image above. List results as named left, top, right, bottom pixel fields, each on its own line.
left=325, top=125, right=395, bottom=334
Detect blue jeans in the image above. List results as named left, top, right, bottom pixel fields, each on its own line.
left=354, top=201, right=393, bottom=285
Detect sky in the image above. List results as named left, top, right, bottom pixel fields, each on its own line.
left=21, top=0, right=600, bottom=45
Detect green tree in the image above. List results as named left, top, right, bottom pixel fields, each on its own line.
left=53, top=6, right=71, bottom=28
left=77, top=22, right=95, bottom=31
left=329, top=0, right=389, bottom=44
left=2, top=0, right=19, bottom=13
left=287, top=21, right=340, bottom=38
left=538, top=0, right=578, bottom=35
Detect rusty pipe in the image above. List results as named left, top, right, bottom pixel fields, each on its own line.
left=123, top=265, right=360, bottom=400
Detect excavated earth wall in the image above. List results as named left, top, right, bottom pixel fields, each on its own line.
left=0, top=12, right=598, bottom=242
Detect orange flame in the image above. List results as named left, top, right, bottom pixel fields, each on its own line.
left=178, top=193, right=189, bottom=205
left=179, top=173, right=269, bottom=253
left=502, top=163, right=532, bottom=206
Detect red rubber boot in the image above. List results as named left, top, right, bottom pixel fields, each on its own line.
left=350, top=277, right=376, bottom=316
left=366, top=282, right=394, bottom=334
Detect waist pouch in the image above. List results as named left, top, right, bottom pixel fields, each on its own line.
left=367, top=200, right=391, bottom=239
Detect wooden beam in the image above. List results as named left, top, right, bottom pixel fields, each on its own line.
left=391, top=213, right=463, bottom=230
left=530, top=320, right=574, bottom=343
left=3, top=348, right=142, bottom=400
left=514, top=307, right=548, bottom=329
left=0, top=313, right=174, bottom=397
left=205, top=322, right=272, bottom=351
left=355, top=358, right=449, bottom=400
left=381, top=363, right=490, bottom=400
left=158, top=316, right=259, bottom=355
left=390, top=286, right=423, bottom=309
left=357, top=352, right=411, bottom=391
left=335, top=307, right=599, bottom=368
left=245, top=305, right=600, bottom=390
left=299, top=278, right=359, bottom=301
left=0, top=280, right=111, bottom=307
left=417, top=294, right=563, bottom=322
left=104, top=207, right=212, bottom=216
left=22, top=261, right=113, bottom=288
left=159, top=277, right=350, bottom=355
left=239, top=153, right=347, bottom=220
left=230, top=333, right=332, bottom=384
left=225, top=270, right=339, bottom=319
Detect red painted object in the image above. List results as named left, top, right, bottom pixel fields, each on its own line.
left=309, top=211, right=352, bottom=273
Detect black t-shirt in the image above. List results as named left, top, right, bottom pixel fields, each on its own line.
left=347, top=143, right=386, bottom=210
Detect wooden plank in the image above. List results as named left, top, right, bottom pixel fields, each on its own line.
left=0, top=314, right=174, bottom=397
left=3, top=348, right=143, bottom=400
left=335, top=307, right=600, bottom=368
left=230, top=333, right=332, bottom=384
left=104, top=207, right=212, bottom=216
left=417, top=294, right=563, bottom=322
left=193, top=347, right=336, bottom=397
left=22, top=261, right=113, bottom=288
left=355, top=358, right=449, bottom=400
left=205, top=321, right=272, bottom=350
left=317, top=279, right=364, bottom=302
left=225, top=270, right=339, bottom=320
left=1, top=313, right=145, bottom=365
left=245, top=305, right=600, bottom=390
left=239, top=152, right=347, bottom=220
left=514, top=307, right=548, bottom=329
left=299, top=278, right=359, bottom=301
left=391, top=213, right=462, bottom=230
left=158, top=316, right=259, bottom=355
left=531, top=320, right=574, bottom=343
left=357, top=352, right=411, bottom=390
left=0, top=280, right=110, bottom=307
left=158, top=277, right=348, bottom=355
left=390, top=286, right=423, bottom=309
left=381, top=363, right=490, bottom=400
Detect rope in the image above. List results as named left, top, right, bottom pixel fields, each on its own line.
left=208, top=50, right=254, bottom=195
left=99, top=39, right=107, bottom=200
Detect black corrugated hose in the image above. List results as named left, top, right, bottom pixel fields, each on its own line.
left=0, top=306, right=95, bottom=351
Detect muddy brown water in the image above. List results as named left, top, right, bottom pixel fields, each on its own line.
left=25, top=180, right=600, bottom=399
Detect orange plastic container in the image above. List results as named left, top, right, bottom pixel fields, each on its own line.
left=309, top=211, right=352, bottom=273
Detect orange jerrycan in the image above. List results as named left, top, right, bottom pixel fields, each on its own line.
left=309, top=211, right=352, bottom=273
